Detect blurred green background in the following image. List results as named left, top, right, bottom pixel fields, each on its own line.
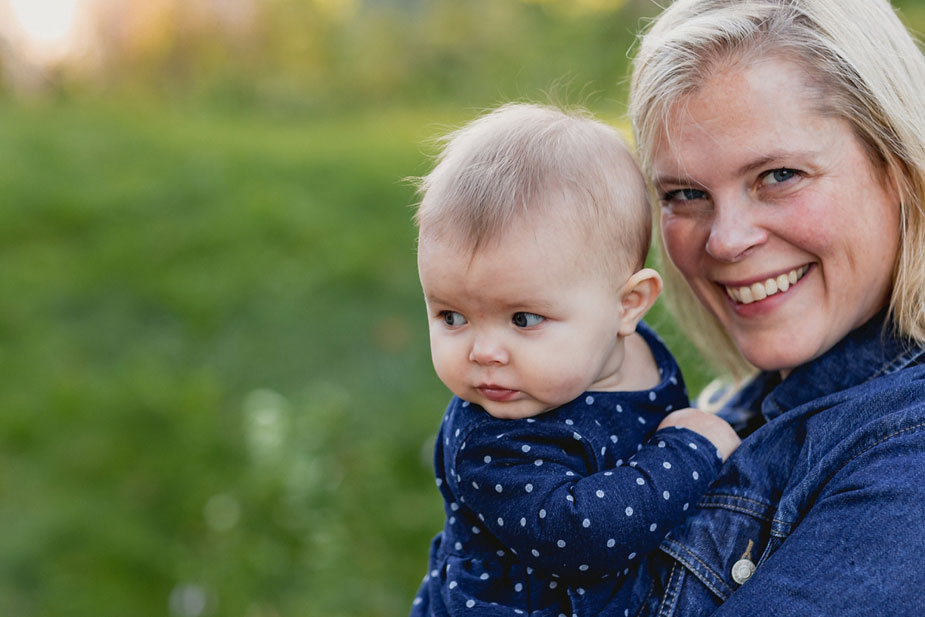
left=1, top=1, right=923, bottom=616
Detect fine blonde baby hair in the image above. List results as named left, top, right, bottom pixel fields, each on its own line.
left=629, top=0, right=925, bottom=377
left=414, top=102, right=651, bottom=278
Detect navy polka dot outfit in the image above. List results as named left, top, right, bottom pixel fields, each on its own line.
left=410, top=323, right=724, bottom=616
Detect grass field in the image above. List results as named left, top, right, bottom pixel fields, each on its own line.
left=0, top=100, right=714, bottom=616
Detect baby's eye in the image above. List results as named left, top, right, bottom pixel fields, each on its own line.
left=512, top=312, right=544, bottom=328
left=661, top=188, right=708, bottom=203
left=759, top=168, right=799, bottom=186
left=440, top=311, right=467, bottom=327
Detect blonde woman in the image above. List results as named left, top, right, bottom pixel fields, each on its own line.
left=622, top=0, right=925, bottom=614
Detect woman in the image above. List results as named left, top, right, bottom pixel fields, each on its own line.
left=621, top=0, right=925, bottom=614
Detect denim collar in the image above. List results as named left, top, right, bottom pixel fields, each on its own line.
left=758, top=308, right=925, bottom=421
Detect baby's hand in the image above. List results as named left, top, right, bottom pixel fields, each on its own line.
left=657, top=407, right=741, bottom=461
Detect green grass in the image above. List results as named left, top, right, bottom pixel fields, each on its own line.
left=0, top=100, right=711, bottom=616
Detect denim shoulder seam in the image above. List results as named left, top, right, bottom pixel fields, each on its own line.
left=661, top=539, right=731, bottom=601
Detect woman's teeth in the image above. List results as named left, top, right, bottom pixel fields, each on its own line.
left=725, top=265, right=808, bottom=304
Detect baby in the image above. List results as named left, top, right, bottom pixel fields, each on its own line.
left=409, top=103, right=739, bottom=616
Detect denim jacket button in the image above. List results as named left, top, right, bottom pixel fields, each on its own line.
left=731, top=559, right=756, bottom=585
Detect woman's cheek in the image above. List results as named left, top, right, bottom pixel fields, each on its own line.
left=661, top=215, right=700, bottom=273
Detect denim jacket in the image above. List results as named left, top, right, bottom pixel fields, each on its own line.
left=617, top=310, right=925, bottom=616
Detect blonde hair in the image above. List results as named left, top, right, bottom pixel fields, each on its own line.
left=629, top=0, right=925, bottom=377
left=414, top=103, right=651, bottom=277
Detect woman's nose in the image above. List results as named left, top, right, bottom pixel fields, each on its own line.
left=469, top=334, right=509, bottom=365
left=705, top=196, right=768, bottom=262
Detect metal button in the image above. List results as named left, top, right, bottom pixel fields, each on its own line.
left=731, top=558, right=756, bottom=585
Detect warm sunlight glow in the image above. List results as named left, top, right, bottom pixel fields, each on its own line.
left=7, top=0, right=85, bottom=63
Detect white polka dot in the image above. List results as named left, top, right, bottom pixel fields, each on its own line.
left=557, top=539, right=566, bottom=548
left=683, top=502, right=689, bottom=511
left=649, top=392, right=657, bottom=401
left=449, top=516, right=456, bottom=524
left=585, top=395, right=594, bottom=405
left=566, top=495, right=574, bottom=502
left=616, top=405, right=623, bottom=413
left=636, top=477, right=645, bottom=486
left=605, top=471, right=613, bottom=476
left=460, top=442, right=466, bottom=450
left=497, top=434, right=504, bottom=439
left=577, top=588, right=585, bottom=595
left=572, top=432, right=582, bottom=440
left=521, top=444, right=531, bottom=453
left=565, top=471, right=575, bottom=477
left=431, top=569, right=438, bottom=577
left=565, top=419, right=574, bottom=426
left=688, top=442, right=698, bottom=450
left=625, top=506, right=633, bottom=516
left=670, top=376, right=678, bottom=385
left=497, top=517, right=504, bottom=526
left=455, top=428, right=461, bottom=437
left=650, top=523, right=657, bottom=532
left=462, top=401, right=470, bottom=407
left=526, top=567, right=533, bottom=574
left=414, top=597, right=422, bottom=605
left=449, top=581, right=457, bottom=589
left=472, top=481, right=479, bottom=489
left=535, top=459, right=544, bottom=466
left=539, top=509, right=546, bottom=519
left=480, top=573, right=489, bottom=580
left=532, top=549, right=540, bottom=557
left=637, top=417, right=646, bottom=424
left=596, top=489, right=605, bottom=498
left=549, top=581, right=558, bottom=589
left=479, top=513, right=485, bottom=522
left=663, top=461, right=672, bottom=469
left=451, top=502, right=459, bottom=511
left=601, top=447, right=607, bottom=456
left=466, top=600, right=475, bottom=608
left=483, top=455, right=492, bottom=463
left=472, top=526, right=481, bottom=534
left=666, top=405, right=673, bottom=412
left=582, top=518, right=591, bottom=528
left=663, top=491, right=670, bottom=500
left=515, top=583, right=523, bottom=592
left=579, top=564, right=589, bottom=571
left=497, top=550, right=505, bottom=557
left=610, top=435, right=618, bottom=443
left=527, top=418, right=535, bottom=423
left=495, top=484, right=503, bottom=493
left=436, top=478, right=443, bottom=487
left=615, top=461, right=623, bottom=468
left=455, top=542, right=462, bottom=550
left=693, top=471, right=699, bottom=480
left=520, top=518, right=526, bottom=527
left=658, top=440, right=666, bottom=448
left=717, top=449, right=723, bottom=459
left=525, top=483, right=533, bottom=493
left=607, top=539, right=615, bottom=548
left=628, top=552, right=637, bottom=560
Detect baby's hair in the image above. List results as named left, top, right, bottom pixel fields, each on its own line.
left=413, top=103, right=651, bottom=277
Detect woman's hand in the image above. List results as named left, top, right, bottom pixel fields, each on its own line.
left=657, top=407, right=741, bottom=461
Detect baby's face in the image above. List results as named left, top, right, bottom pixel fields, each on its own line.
left=418, top=222, right=631, bottom=419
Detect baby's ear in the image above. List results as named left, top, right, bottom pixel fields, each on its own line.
left=617, top=268, right=662, bottom=336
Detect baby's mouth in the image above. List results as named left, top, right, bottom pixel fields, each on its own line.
left=723, top=265, right=809, bottom=304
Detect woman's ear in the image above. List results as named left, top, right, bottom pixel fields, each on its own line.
left=617, top=268, right=663, bottom=337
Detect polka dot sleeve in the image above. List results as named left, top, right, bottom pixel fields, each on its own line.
left=452, top=420, right=722, bottom=581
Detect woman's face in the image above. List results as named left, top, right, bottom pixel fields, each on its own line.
left=652, top=57, right=901, bottom=373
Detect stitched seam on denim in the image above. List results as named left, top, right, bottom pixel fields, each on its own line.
left=700, top=493, right=772, bottom=509
left=656, top=563, right=679, bottom=617
left=867, top=346, right=925, bottom=380
left=697, top=501, right=773, bottom=522
left=771, top=422, right=925, bottom=528
left=661, top=540, right=730, bottom=600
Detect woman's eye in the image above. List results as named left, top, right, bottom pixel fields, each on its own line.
left=760, top=168, right=798, bottom=186
left=440, top=311, right=467, bottom=327
left=661, top=188, right=707, bottom=203
left=512, top=312, right=544, bottom=328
